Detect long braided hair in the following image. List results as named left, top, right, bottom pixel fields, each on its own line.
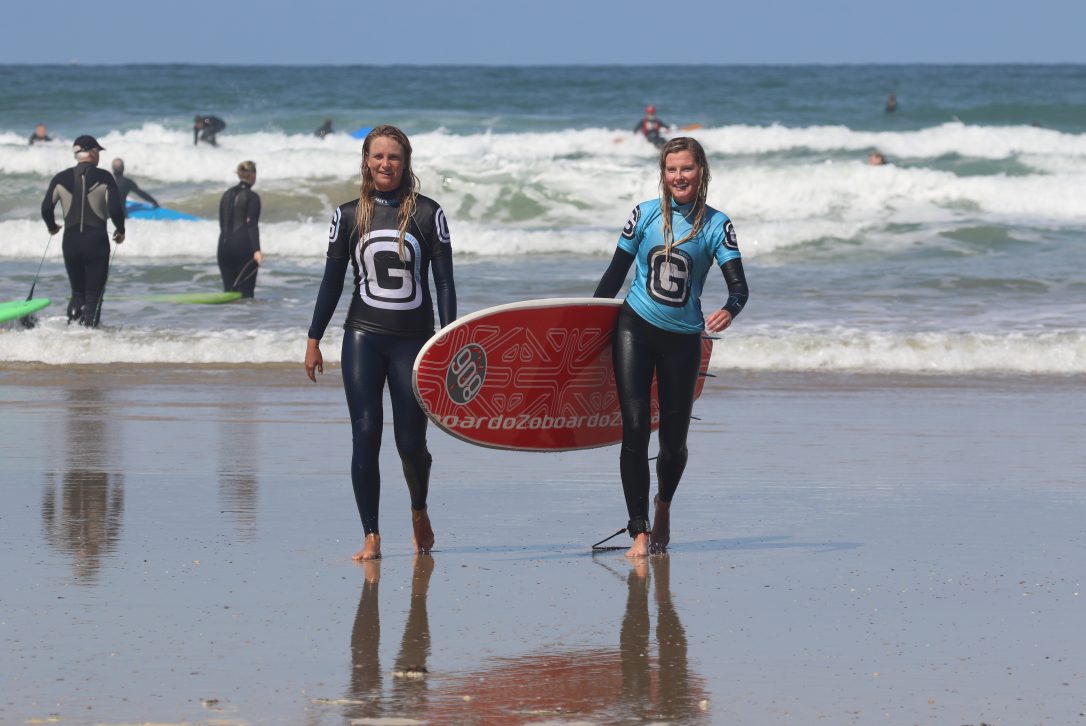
left=357, top=124, right=420, bottom=260
left=658, top=136, right=711, bottom=259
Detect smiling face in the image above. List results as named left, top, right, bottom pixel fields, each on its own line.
left=663, top=150, right=700, bottom=205
left=366, top=135, right=405, bottom=193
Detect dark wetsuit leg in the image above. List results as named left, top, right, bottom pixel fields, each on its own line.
left=613, top=305, right=701, bottom=533
left=342, top=329, right=388, bottom=535
left=218, top=243, right=257, bottom=298
left=342, top=329, right=432, bottom=535
left=62, top=229, right=110, bottom=326
left=386, top=335, right=431, bottom=511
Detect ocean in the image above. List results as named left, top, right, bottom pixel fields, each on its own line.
left=2, top=63, right=1085, bottom=373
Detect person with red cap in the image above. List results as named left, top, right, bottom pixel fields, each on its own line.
left=41, top=134, right=125, bottom=327
left=633, top=104, right=670, bottom=148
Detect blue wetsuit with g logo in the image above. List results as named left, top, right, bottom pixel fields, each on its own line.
left=595, top=197, right=748, bottom=537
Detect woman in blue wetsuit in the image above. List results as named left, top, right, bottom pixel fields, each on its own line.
left=305, top=125, right=456, bottom=561
left=594, top=136, right=749, bottom=558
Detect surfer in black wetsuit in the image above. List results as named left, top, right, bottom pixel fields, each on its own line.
left=194, top=115, right=226, bottom=146
left=315, top=119, right=334, bottom=138
left=634, top=105, right=670, bottom=148
left=217, top=160, right=263, bottom=298
left=111, top=158, right=159, bottom=213
left=29, top=123, right=52, bottom=145
left=594, top=137, right=749, bottom=558
left=305, top=125, right=456, bottom=562
left=41, top=135, right=125, bottom=327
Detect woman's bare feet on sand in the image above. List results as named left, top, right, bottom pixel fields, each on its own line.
left=412, top=508, right=435, bottom=553
left=625, top=532, right=651, bottom=558
left=650, top=495, right=670, bottom=554
left=352, top=533, right=381, bottom=561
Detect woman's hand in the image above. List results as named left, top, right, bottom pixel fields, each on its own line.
left=704, top=309, right=733, bottom=333
left=305, top=338, right=324, bottom=382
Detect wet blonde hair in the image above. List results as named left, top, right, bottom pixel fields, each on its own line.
left=357, top=125, right=419, bottom=260
left=658, top=137, right=710, bottom=258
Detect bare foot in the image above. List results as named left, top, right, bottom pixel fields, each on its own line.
left=412, top=508, right=435, bottom=553
left=625, top=532, right=650, bottom=558
left=352, top=533, right=381, bottom=561
left=650, top=495, right=671, bottom=554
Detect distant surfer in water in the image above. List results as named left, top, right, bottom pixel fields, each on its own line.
left=217, top=160, right=263, bottom=298
left=194, top=115, right=226, bottom=146
left=29, top=123, right=52, bottom=145
left=111, top=158, right=160, bottom=213
left=634, top=105, right=670, bottom=148
left=315, top=118, right=334, bottom=138
left=594, top=136, right=749, bottom=557
left=304, top=124, right=457, bottom=561
left=40, top=134, right=126, bottom=327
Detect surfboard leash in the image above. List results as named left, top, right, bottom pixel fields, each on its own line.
left=20, top=232, right=55, bottom=330
left=230, top=259, right=259, bottom=292
left=591, top=527, right=628, bottom=551
left=90, top=243, right=119, bottom=328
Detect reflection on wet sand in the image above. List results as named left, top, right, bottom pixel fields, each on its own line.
left=40, top=386, right=124, bottom=585
left=431, top=556, right=708, bottom=724
left=217, top=406, right=260, bottom=540
left=344, top=554, right=434, bottom=722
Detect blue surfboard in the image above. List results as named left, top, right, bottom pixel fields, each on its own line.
left=350, top=126, right=373, bottom=139
left=126, top=202, right=200, bottom=221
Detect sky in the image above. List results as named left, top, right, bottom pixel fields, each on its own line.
left=3, top=0, right=1085, bottom=65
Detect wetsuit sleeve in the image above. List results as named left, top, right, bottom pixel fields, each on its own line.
left=106, top=174, right=125, bottom=234
left=593, top=248, right=635, bottom=298
left=41, top=174, right=60, bottom=229
left=194, top=126, right=199, bottom=146
left=246, top=193, right=261, bottom=252
left=432, top=250, right=456, bottom=327
left=306, top=255, right=349, bottom=340
left=429, top=205, right=456, bottom=327
left=719, top=258, right=749, bottom=318
left=131, top=181, right=158, bottom=206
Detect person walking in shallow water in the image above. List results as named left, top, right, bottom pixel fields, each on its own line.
left=594, top=136, right=749, bottom=558
left=41, top=134, right=125, bottom=327
left=304, top=125, right=457, bottom=561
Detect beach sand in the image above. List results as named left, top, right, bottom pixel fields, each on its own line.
left=1, top=364, right=1084, bottom=725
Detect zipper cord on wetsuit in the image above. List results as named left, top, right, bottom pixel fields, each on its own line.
left=79, top=167, right=88, bottom=233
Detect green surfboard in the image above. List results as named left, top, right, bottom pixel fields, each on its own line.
left=0, top=298, right=51, bottom=323
left=147, top=292, right=242, bottom=305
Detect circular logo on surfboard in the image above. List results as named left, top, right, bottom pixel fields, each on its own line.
left=447, top=343, right=487, bottom=405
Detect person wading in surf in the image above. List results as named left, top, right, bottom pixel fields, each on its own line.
left=304, top=125, right=457, bottom=561
left=41, top=134, right=125, bottom=327
left=217, top=160, right=263, bottom=298
left=594, top=136, right=749, bottom=557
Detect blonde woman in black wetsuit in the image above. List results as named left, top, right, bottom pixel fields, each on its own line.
left=305, top=125, right=456, bottom=561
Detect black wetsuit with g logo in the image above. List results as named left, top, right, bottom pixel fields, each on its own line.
left=308, top=193, right=456, bottom=535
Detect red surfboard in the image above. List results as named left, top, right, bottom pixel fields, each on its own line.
left=412, top=298, right=713, bottom=451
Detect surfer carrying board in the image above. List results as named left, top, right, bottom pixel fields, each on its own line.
left=40, top=134, right=125, bottom=327
left=304, top=125, right=457, bottom=562
left=111, top=158, right=160, bottom=213
left=594, top=136, right=749, bottom=558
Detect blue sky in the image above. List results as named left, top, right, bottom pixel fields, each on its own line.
left=5, top=0, right=1084, bottom=65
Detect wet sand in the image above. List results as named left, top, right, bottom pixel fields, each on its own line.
left=1, top=365, right=1084, bottom=725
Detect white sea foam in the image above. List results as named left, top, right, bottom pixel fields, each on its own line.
left=3, top=317, right=1083, bottom=373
